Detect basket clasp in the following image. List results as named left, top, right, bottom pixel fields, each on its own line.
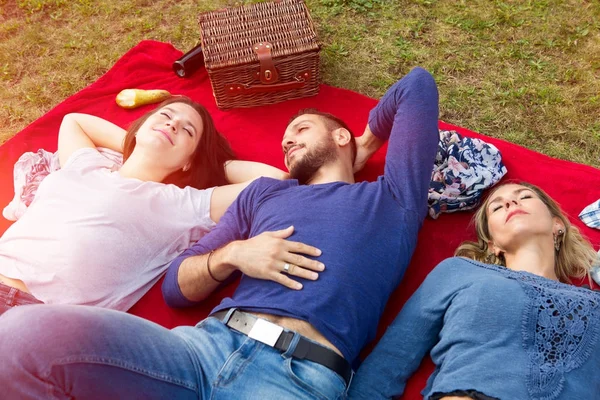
left=253, top=42, right=280, bottom=84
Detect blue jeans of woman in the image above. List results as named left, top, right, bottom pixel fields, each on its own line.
left=0, top=305, right=348, bottom=399
left=0, top=282, right=43, bottom=316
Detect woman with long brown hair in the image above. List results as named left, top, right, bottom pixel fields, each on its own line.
left=0, top=96, right=287, bottom=313
left=350, top=182, right=599, bottom=400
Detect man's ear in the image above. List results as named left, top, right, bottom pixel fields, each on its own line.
left=332, top=128, right=352, bottom=147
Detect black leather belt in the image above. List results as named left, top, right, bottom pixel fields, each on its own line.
left=211, top=309, right=353, bottom=385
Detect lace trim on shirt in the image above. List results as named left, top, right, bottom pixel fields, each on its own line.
left=465, top=260, right=600, bottom=400
left=520, top=276, right=600, bottom=400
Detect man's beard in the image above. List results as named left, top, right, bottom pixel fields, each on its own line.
left=289, top=137, right=337, bottom=185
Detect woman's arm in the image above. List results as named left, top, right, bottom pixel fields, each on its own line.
left=209, top=181, right=253, bottom=223
left=209, top=161, right=288, bottom=222
left=224, top=160, right=288, bottom=183
left=349, top=259, right=465, bottom=399
left=57, top=113, right=126, bottom=167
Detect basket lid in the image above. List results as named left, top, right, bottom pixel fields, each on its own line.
left=199, top=0, right=320, bottom=70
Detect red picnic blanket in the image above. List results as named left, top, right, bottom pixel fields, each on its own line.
left=1, top=40, right=599, bottom=398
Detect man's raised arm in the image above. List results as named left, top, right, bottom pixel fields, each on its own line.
left=363, top=67, right=439, bottom=218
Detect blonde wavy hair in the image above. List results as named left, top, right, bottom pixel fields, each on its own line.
left=455, top=182, right=598, bottom=284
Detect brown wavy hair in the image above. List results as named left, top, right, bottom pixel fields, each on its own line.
left=122, top=96, right=235, bottom=189
left=455, top=181, right=598, bottom=284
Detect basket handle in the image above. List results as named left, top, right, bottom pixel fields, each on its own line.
left=224, top=71, right=311, bottom=95
left=253, top=42, right=279, bottom=84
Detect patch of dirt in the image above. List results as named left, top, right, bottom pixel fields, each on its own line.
left=0, top=1, right=25, bottom=20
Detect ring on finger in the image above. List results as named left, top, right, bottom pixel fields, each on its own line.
left=283, top=262, right=291, bottom=273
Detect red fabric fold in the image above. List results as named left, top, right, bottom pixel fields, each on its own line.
left=1, top=40, right=598, bottom=398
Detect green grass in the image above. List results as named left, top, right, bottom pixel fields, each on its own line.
left=1, top=0, right=599, bottom=167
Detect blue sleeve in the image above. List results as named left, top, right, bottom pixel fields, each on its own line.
left=348, top=258, right=468, bottom=399
left=368, top=67, right=439, bottom=219
left=162, top=179, right=266, bottom=308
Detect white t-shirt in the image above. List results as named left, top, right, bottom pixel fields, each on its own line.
left=0, top=148, right=215, bottom=310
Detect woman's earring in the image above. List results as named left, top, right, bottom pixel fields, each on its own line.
left=554, top=229, right=564, bottom=252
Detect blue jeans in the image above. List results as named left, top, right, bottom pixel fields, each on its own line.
left=0, top=282, right=43, bottom=316
left=0, top=305, right=349, bottom=399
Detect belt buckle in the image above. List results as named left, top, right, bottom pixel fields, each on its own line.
left=248, top=318, right=284, bottom=347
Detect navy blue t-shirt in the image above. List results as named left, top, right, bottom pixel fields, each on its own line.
left=163, top=67, right=440, bottom=363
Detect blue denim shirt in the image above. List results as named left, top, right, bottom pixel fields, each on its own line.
left=349, top=257, right=600, bottom=400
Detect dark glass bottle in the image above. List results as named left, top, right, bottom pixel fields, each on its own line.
left=173, top=43, right=204, bottom=78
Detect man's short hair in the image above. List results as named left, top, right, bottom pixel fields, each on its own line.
left=288, top=109, right=357, bottom=163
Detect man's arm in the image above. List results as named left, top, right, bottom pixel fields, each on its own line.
left=162, top=181, right=324, bottom=307
left=353, top=126, right=384, bottom=173
left=363, top=67, right=439, bottom=217
left=168, top=226, right=324, bottom=304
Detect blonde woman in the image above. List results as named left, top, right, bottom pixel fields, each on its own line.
left=350, top=182, right=600, bottom=400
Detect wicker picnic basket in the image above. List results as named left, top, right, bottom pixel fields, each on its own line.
left=198, top=0, right=321, bottom=109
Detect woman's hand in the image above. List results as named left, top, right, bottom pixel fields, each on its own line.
left=226, top=226, right=324, bottom=290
